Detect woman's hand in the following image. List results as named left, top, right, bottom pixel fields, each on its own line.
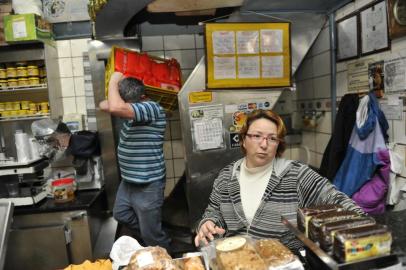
left=194, top=220, right=225, bottom=247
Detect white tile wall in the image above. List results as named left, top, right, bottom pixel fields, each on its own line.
left=74, top=77, right=85, bottom=96
left=172, top=140, right=184, bottom=159
left=335, top=71, right=348, bottom=98
left=315, top=133, right=330, bottom=154
left=165, top=160, right=174, bottom=178
left=165, top=50, right=197, bottom=69
left=170, top=120, right=182, bottom=140
left=311, top=27, right=330, bottom=56
left=296, top=79, right=314, bottom=100
left=313, top=75, right=331, bottom=99
left=316, top=112, right=332, bottom=133
left=163, top=141, right=173, bottom=159
left=302, top=131, right=316, bottom=152
left=173, top=158, right=185, bottom=178
left=195, top=34, right=204, bottom=49
left=60, top=77, right=75, bottom=97
left=296, top=58, right=313, bottom=81
left=62, top=97, right=77, bottom=114
left=393, top=112, right=406, bottom=143
left=164, top=35, right=195, bottom=50
left=70, top=38, right=90, bottom=57
left=75, top=96, right=87, bottom=114
left=312, top=51, right=331, bottom=77
left=72, top=57, right=84, bottom=77
left=56, top=40, right=71, bottom=58
left=142, top=36, right=164, bottom=51
left=58, top=58, right=73, bottom=77
left=164, top=178, right=175, bottom=197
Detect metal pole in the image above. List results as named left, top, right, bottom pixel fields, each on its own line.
left=329, top=13, right=337, bottom=130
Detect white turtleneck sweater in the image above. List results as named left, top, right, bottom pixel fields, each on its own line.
left=239, top=158, right=274, bottom=224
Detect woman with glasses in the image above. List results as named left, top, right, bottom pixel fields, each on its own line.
left=194, top=109, right=363, bottom=251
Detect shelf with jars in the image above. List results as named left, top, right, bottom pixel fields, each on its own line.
left=0, top=42, right=62, bottom=165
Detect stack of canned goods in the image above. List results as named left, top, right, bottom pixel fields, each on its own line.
left=0, top=61, right=47, bottom=89
left=0, top=100, right=49, bottom=118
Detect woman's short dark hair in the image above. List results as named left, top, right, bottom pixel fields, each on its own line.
left=118, top=77, right=145, bottom=103
left=238, top=109, right=287, bottom=157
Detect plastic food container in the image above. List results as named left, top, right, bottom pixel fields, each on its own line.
left=51, top=178, right=76, bottom=203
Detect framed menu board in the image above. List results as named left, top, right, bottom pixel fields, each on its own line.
left=205, top=22, right=291, bottom=89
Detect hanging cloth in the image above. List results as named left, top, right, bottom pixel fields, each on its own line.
left=333, top=93, right=389, bottom=197
left=319, top=94, right=359, bottom=181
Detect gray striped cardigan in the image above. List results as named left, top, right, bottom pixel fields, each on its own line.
left=198, top=158, right=364, bottom=251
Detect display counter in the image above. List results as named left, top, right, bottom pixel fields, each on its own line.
left=283, top=209, right=406, bottom=270
left=4, top=189, right=108, bottom=270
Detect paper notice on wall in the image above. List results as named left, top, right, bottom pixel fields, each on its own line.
left=12, top=20, right=27, bottom=38
left=212, top=31, right=235, bottom=54
left=260, top=29, right=283, bottom=53
left=238, top=56, right=260, bottom=78
left=214, top=56, right=236, bottom=79
left=348, top=58, right=373, bottom=92
left=381, top=101, right=403, bottom=120
left=43, top=0, right=90, bottom=23
left=384, top=57, right=406, bottom=93
left=236, top=31, right=259, bottom=54
left=262, top=55, right=284, bottom=78
left=190, top=105, right=224, bottom=151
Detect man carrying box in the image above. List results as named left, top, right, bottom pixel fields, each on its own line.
left=99, top=71, right=171, bottom=250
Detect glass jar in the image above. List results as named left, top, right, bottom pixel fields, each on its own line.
left=40, top=102, right=49, bottom=111
left=20, top=101, right=30, bottom=110
left=0, top=68, right=6, bottom=79
left=0, top=79, right=7, bottom=88
left=18, top=78, right=29, bottom=86
left=27, top=65, right=39, bottom=76
left=4, top=102, right=12, bottom=111
left=29, top=102, right=37, bottom=111
left=6, top=67, right=17, bottom=78
left=51, top=178, right=76, bottom=203
left=28, top=76, right=40, bottom=85
left=12, top=101, right=21, bottom=110
left=16, top=66, right=28, bottom=78
left=7, top=79, right=18, bottom=87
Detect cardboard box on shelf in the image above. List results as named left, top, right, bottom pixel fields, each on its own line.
left=0, top=3, right=12, bottom=14
left=3, top=13, right=54, bottom=45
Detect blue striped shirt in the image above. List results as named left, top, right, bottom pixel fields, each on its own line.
left=117, top=101, right=166, bottom=183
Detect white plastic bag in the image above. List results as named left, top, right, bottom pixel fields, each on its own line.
left=110, top=236, right=143, bottom=270
left=12, top=0, right=43, bottom=16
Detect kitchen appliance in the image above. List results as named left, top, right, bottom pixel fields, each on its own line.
left=0, top=157, right=49, bottom=206
left=31, top=119, right=104, bottom=191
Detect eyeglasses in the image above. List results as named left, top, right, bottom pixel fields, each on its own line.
left=245, top=133, right=280, bottom=144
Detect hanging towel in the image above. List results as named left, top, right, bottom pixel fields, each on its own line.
left=333, top=93, right=389, bottom=197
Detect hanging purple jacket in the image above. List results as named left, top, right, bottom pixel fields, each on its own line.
left=352, top=149, right=391, bottom=214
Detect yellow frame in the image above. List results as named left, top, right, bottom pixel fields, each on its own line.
left=205, top=22, right=291, bottom=89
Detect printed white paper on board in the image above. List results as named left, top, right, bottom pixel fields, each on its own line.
left=214, top=56, right=236, bottom=79
left=212, top=31, right=235, bottom=54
